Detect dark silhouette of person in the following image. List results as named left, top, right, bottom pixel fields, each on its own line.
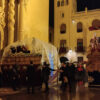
left=66, top=63, right=77, bottom=93
left=26, top=61, right=35, bottom=93
left=59, top=62, right=68, bottom=91
left=41, top=62, right=56, bottom=92
left=12, top=64, right=19, bottom=91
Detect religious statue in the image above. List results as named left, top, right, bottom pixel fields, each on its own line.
left=89, top=33, right=100, bottom=53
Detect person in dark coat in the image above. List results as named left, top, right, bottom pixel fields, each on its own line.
left=26, top=61, right=35, bottom=93
left=41, top=62, right=56, bottom=92
left=59, top=62, right=68, bottom=91
left=12, top=64, right=19, bottom=91
left=66, top=62, right=77, bottom=93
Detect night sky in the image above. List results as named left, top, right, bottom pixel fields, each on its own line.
left=49, top=0, right=54, bottom=28
left=77, top=0, right=100, bottom=11
left=49, top=0, right=100, bottom=27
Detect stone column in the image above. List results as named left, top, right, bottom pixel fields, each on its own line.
left=8, top=0, right=15, bottom=44
left=18, top=0, right=25, bottom=41
left=0, top=2, right=5, bottom=49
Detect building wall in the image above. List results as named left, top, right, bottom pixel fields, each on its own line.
left=54, top=0, right=100, bottom=61
left=21, top=0, right=49, bottom=42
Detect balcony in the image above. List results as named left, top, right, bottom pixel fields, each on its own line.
left=58, top=47, right=69, bottom=54
left=75, top=46, right=86, bottom=53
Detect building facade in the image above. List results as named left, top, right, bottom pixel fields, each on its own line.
left=54, top=0, right=100, bottom=62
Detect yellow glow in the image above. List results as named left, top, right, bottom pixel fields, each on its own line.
left=23, top=0, right=49, bottom=42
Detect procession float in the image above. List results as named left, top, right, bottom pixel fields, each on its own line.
left=0, top=38, right=59, bottom=87
left=87, top=34, right=100, bottom=87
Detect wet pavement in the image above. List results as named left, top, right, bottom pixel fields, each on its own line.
left=0, top=88, right=25, bottom=96
left=0, top=86, right=100, bottom=100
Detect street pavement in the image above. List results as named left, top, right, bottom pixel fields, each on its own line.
left=0, top=86, right=100, bottom=100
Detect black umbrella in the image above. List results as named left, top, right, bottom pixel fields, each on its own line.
left=60, top=56, right=69, bottom=63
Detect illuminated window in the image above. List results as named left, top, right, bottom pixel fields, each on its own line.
left=77, top=22, right=83, bottom=32
left=60, top=24, right=66, bottom=34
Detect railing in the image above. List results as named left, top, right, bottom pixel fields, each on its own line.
left=58, top=47, right=69, bottom=54
left=75, top=46, right=86, bottom=53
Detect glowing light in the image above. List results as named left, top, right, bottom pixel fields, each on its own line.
left=72, top=20, right=75, bottom=24
left=65, top=50, right=77, bottom=63
left=69, top=50, right=72, bottom=53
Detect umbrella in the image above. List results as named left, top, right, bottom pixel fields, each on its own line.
left=60, top=56, right=69, bottom=63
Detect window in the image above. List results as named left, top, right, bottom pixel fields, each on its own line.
left=59, top=40, right=67, bottom=54
left=78, top=57, right=83, bottom=63
left=77, top=39, right=83, bottom=46
left=77, top=22, right=83, bottom=32
left=60, top=40, right=66, bottom=47
left=60, top=24, right=66, bottom=34
left=77, top=39, right=84, bottom=52
left=61, top=13, right=64, bottom=18
left=61, top=0, right=64, bottom=6
left=57, top=1, right=60, bottom=7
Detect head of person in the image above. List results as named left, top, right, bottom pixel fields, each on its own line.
left=43, top=62, right=49, bottom=67
left=61, top=62, right=66, bottom=67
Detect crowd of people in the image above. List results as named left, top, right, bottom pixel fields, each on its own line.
left=58, top=61, right=88, bottom=93
left=0, top=60, right=88, bottom=94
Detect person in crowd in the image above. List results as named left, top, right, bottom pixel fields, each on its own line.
left=8, top=65, right=14, bottom=88
left=59, top=62, right=68, bottom=91
left=76, top=63, right=85, bottom=85
left=66, top=62, right=77, bottom=93
left=26, top=61, right=35, bottom=94
left=83, top=64, right=88, bottom=87
left=12, top=64, right=19, bottom=91
left=2, top=65, right=8, bottom=87
left=41, top=62, right=56, bottom=92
